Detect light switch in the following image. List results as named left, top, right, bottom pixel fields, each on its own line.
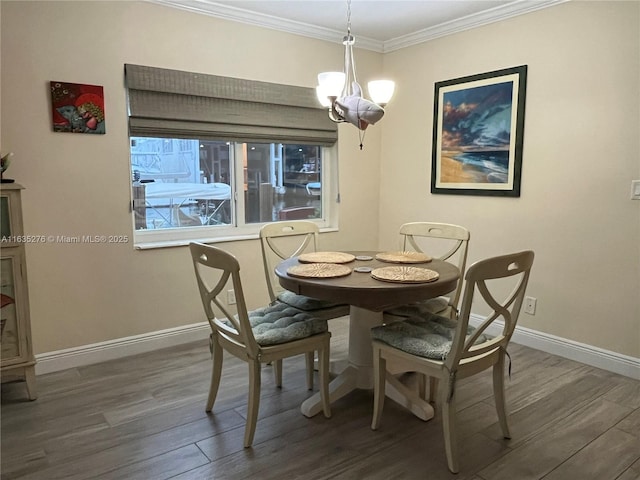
left=632, top=180, right=640, bottom=200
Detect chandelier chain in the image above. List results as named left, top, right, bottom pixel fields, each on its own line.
left=343, top=0, right=357, bottom=95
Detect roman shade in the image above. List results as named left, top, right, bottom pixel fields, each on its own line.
left=125, top=64, right=338, bottom=145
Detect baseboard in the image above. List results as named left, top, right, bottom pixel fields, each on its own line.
left=35, top=318, right=639, bottom=380
left=35, top=322, right=210, bottom=375
left=470, top=315, right=640, bottom=380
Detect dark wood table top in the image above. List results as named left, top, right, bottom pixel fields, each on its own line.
left=275, top=251, right=460, bottom=312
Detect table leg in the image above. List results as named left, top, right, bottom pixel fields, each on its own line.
left=301, top=306, right=435, bottom=421
left=301, top=306, right=381, bottom=417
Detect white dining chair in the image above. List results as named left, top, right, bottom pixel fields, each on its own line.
left=371, top=250, right=534, bottom=473
left=189, top=242, right=332, bottom=447
left=260, top=220, right=350, bottom=382
left=384, top=222, right=470, bottom=322
left=259, top=221, right=352, bottom=322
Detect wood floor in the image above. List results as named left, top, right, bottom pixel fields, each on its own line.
left=2, top=318, right=639, bottom=480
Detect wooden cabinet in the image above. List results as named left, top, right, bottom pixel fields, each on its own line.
left=1, top=183, right=36, bottom=400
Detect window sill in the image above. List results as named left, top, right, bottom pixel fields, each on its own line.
left=134, top=226, right=339, bottom=250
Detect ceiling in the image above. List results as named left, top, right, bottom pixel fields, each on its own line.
left=151, top=0, right=566, bottom=52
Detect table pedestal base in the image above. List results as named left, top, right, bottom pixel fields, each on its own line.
left=301, top=306, right=434, bottom=421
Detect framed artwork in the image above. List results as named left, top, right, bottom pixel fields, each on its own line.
left=50, top=82, right=106, bottom=134
left=431, top=65, right=527, bottom=197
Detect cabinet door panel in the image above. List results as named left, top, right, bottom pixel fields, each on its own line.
left=1, top=254, right=27, bottom=364
left=0, top=196, right=11, bottom=239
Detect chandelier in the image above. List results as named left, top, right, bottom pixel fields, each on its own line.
left=316, top=0, right=395, bottom=148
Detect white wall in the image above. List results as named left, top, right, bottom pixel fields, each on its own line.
left=0, top=1, right=382, bottom=353
left=378, top=1, right=640, bottom=357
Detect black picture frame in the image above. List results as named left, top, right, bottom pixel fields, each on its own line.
left=431, top=65, right=527, bottom=197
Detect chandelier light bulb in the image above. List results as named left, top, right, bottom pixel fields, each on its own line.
left=317, top=72, right=346, bottom=98
left=368, top=80, right=396, bottom=106
left=315, top=85, right=332, bottom=107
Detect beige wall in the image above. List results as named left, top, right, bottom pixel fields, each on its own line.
left=0, top=1, right=382, bottom=353
left=1, top=1, right=638, bottom=358
left=378, top=1, right=640, bottom=357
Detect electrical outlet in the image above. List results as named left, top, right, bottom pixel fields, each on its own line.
left=524, top=296, right=536, bottom=315
left=227, top=289, right=236, bottom=305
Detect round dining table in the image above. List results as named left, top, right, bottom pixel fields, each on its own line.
left=275, top=251, right=460, bottom=420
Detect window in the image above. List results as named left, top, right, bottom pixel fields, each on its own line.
left=125, top=64, right=338, bottom=247
left=131, top=137, right=335, bottom=245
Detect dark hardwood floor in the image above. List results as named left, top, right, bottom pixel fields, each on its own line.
left=2, top=319, right=639, bottom=479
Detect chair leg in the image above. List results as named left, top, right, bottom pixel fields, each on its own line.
left=429, top=377, right=439, bottom=404
left=493, top=352, right=511, bottom=439
left=305, top=352, right=315, bottom=390
left=418, top=373, right=427, bottom=400
left=371, top=345, right=386, bottom=430
left=318, top=339, right=331, bottom=418
left=206, top=334, right=223, bottom=412
left=244, top=358, right=262, bottom=448
left=441, top=378, right=460, bottom=474
left=273, top=359, right=283, bottom=388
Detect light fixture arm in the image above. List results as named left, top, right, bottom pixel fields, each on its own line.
left=327, top=96, right=343, bottom=123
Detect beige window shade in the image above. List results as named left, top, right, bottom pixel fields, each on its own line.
left=125, top=64, right=337, bottom=145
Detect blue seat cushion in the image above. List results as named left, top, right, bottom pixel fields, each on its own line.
left=384, top=296, right=450, bottom=318
left=277, top=291, right=349, bottom=316
left=371, top=312, right=491, bottom=360
left=245, top=302, right=328, bottom=346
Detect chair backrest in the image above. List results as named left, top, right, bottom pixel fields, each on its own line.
left=446, top=250, right=534, bottom=373
left=189, top=242, right=259, bottom=359
left=259, top=221, right=319, bottom=303
left=399, top=222, right=470, bottom=312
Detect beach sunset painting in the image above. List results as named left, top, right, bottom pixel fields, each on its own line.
left=431, top=66, right=527, bottom=197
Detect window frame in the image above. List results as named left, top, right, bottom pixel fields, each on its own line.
left=131, top=142, right=339, bottom=249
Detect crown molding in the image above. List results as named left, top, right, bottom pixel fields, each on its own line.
left=149, top=0, right=383, bottom=51
left=148, top=0, right=568, bottom=54
left=384, top=0, right=569, bottom=53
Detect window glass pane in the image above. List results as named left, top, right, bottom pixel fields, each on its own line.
left=130, top=137, right=326, bottom=241
left=131, top=137, right=232, bottom=230
left=244, top=143, right=322, bottom=224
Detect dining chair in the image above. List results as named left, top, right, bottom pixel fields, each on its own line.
left=371, top=250, right=534, bottom=473
left=260, top=220, right=350, bottom=372
left=384, top=222, right=470, bottom=322
left=260, top=221, right=349, bottom=317
left=189, top=242, right=331, bottom=447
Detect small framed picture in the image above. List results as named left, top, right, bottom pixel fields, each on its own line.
left=431, top=65, right=527, bottom=197
left=50, top=81, right=106, bottom=134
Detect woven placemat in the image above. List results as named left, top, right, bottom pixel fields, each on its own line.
left=375, top=251, right=433, bottom=264
left=371, top=266, right=439, bottom=284
left=287, top=263, right=352, bottom=279
left=298, top=251, right=356, bottom=264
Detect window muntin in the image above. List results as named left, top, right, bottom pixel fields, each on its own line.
left=130, top=137, right=333, bottom=247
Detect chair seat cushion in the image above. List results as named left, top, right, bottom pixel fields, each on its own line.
left=384, top=296, right=450, bottom=317
left=371, top=312, right=491, bottom=360
left=246, top=302, right=329, bottom=346
left=277, top=291, right=349, bottom=316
